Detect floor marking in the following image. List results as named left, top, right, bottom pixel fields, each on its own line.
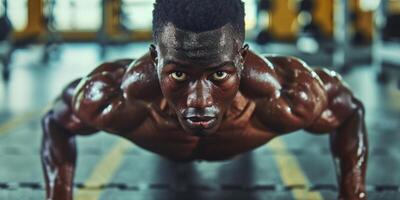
left=75, top=139, right=132, bottom=200
left=0, top=103, right=323, bottom=200
left=0, top=103, right=51, bottom=135
left=0, top=111, right=41, bottom=135
left=268, top=138, right=324, bottom=200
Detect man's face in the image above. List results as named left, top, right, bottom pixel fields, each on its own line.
left=151, top=23, right=247, bottom=136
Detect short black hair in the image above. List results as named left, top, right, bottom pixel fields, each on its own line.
left=152, top=0, right=245, bottom=41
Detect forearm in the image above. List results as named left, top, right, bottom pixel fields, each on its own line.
left=330, top=103, right=368, bottom=199
left=41, top=112, right=77, bottom=200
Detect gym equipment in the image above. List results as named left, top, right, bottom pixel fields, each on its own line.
left=332, top=0, right=350, bottom=72
left=383, top=14, right=400, bottom=41
left=296, top=0, right=322, bottom=53
left=0, top=15, right=11, bottom=41
left=42, top=0, right=62, bottom=63
left=254, top=0, right=273, bottom=45
left=373, top=0, right=400, bottom=85
left=0, top=0, right=12, bottom=81
left=97, top=0, right=108, bottom=58
left=349, top=6, right=369, bottom=45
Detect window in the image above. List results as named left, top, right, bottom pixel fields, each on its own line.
left=6, top=0, right=28, bottom=31
left=52, top=0, right=102, bottom=31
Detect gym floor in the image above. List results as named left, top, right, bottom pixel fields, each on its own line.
left=0, top=42, right=399, bottom=200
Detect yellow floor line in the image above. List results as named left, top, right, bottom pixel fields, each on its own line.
left=0, top=111, right=41, bottom=135
left=268, top=138, right=324, bottom=200
left=75, top=138, right=133, bottom=200
left=0, top=103, right=51, bottom=135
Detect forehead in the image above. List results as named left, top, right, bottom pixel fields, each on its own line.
left=157, top=23, right=240, bottom=65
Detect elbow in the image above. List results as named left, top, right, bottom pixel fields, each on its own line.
left=337, top=97, right=366, bottom=130
left=352, top=98, right=365, bottom=116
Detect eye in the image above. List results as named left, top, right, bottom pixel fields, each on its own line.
left=170, top=71, right=187, bottom=81
left=212, top=71, right=228, bottom=80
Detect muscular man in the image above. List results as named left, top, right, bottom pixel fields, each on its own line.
left=41, top=0, right=368, bottom=199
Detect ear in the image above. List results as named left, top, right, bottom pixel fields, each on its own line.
left=149, top=44, right=158, bottom=65
left=239, top=44, right=249, bottom=63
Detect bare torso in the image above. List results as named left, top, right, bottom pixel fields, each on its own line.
left=43, top=51, right=368, bottom=199
left=124, top=94, right=274, bottom=161
left=61, top=51, right=343, bottom=161
left=100, top=53, right=281, bottom=161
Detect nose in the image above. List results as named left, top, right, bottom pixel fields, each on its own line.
left=186, top=80, right=213, bottom=109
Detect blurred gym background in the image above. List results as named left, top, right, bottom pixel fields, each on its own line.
left=0, top=0, right=399, bottom=200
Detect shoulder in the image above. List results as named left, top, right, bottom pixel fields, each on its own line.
left=263, top=54, right=326, bottom=91
left=264, top=55, right=309, bottom=69
left=241, top=52, right=323, bottom=85
left=73, top=52, right=161, bottom=109
left=240, top=51, right=281, bottom=99
left=240, top=52, right=317, bottom=99
left=72, top=59, right=134, bottom=105
left=121, top=52, right=162, bottom=102
left=313, top=67, right=346, bottom=89
left=264, top=54, right=322, bottom=81
left=88, top=58, right=133, bottom=77
left=241, top=52, right=316, bottom=84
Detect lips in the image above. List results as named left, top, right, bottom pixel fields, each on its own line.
left=184, top=116, right=217, bottom=129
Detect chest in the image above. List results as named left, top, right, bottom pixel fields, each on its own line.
left=120, top=102, right=275, bottom=161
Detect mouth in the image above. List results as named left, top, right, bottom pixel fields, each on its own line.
left=184, top=116, right=217, bottom=129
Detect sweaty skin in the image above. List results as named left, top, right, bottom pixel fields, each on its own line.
left=41, top=24, right=368, bottom=200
